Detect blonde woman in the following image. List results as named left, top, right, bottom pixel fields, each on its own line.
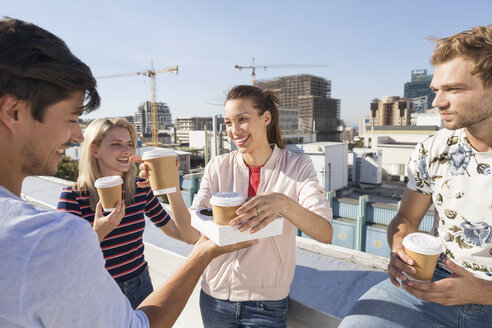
left=57, top=118, right=199, bottom=309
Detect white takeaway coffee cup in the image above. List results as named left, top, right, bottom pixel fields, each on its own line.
left=142, top=148, right=178, bottom=195
left=209, top=192, right=247, bottom=225
left=402, top=232, right=443, bottom=281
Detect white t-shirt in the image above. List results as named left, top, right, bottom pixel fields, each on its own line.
left=0, top=186, right=149, bottom=327
left=407, top=128, right=492, bottom=280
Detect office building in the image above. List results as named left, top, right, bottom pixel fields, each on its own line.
left=256, top=74, right=340, bottom=141
left=409, top=96, right=428, bottom=114
left=175, top=116, right=224, bottom=145
left=369, top=96, right=412, bottom=127
left=175, top=116, right=220, bottom=131
left=278, top=108, right=299, bottom=134
left=404, top=69, right=435, bottom=111
left=277, top=107, right=316, bottom=144
left=133, top=101, right=172, bottom=134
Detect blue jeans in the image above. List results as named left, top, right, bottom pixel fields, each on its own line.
left=117, top=269, right=154, bottom=309
left=339, top=266, right=492, bottom=328
left=200, top=290, right=289, bottom=327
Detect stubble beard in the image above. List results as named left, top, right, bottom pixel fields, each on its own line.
left=20, top=136, right=62, bottom=177
left=443, top=92, right=492, bottom=131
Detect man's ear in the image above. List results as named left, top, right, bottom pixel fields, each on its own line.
left=0, top=95, right=23, bottom=133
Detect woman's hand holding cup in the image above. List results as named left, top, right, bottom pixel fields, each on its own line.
left=93, top=200, right=126, bottom=242
left=130, top=155, right=151, bottom=188
left=230, top=192, right=283, bottom=234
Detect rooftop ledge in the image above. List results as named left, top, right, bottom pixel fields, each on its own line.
left=21, top=175, right=390, bottom=327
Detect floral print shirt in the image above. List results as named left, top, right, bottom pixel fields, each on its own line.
left=407, top=128, right=492, bottom=280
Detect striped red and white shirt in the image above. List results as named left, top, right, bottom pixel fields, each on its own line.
left=57, top=178, right=170, bottom=283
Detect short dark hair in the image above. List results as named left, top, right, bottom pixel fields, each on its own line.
left=0, top=17, right=100, bottom=121
left=226, top=85, right=285, bottom=149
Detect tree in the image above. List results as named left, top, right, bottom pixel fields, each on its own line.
left=56, top=156, right=79, bottom=181
left=348, top=138, right=365, bottom=150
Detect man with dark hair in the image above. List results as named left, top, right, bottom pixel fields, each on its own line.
left=340, top=25, right=492, bottom=327
left=0, top=17, right=254, bottom=327
left=0, top=18, right=100, bottom=122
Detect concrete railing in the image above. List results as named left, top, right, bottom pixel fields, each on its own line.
left=321, top=191, right=435, bottom=258
left=296, top=237, right=389, bottom=272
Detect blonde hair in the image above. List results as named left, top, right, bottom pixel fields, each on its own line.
left=430, top=25, right=492, bottom=87
left=75, top=118, right=138, bottom=211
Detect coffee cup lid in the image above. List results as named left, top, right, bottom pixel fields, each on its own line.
left=94, top=176, right=123, bottom=188
left=210, top=192, right=246, bottom=207
left=402, top=232, right=442, bottom=255
left=142, top=148, right=176, bottom=160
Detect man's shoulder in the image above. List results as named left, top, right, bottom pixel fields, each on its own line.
left=1, top=188, right=90, bottom=241
left=417, top=128, right=463, bottom=152
left=0, top=191, right=144, bottom=328
left=0, top=188, right=95, bottom=295
left=425, top=128, right=461, bottom=141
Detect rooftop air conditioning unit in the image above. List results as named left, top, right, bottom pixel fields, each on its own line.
left=352, top=148, right=382, bottom=184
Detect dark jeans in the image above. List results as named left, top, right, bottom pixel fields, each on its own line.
left=339, top=266, right=492, bottom=328
left=117, top=269, right=154, bottom=309
left=200, top=289, right=289, bottom=328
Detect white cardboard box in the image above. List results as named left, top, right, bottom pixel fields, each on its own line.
left=191, top=208, right=284, bottom=246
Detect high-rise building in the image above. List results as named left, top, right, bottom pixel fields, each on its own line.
left=404, top=69, right=435, bottom=110
left=370, top=96, right=412, bottom=126
left=256, top=74, right=340, bottom=141
left=133, top=101, right=172, bottom=134
left=123, top=116, right=134, bottom=124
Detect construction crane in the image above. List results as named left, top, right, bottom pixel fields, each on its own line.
left=97, top=61, right=178, bottom=146
left=234, top=57, right=328, bottom=85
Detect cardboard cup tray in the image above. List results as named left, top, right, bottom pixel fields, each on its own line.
left=191, top=208, right=284, bottom=246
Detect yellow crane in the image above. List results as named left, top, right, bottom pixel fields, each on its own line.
left=97, top=61, right=178, bottom=146
left=234, top=57, right=328, bottom=85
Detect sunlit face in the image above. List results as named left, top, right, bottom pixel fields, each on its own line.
left=431, top=56, right=492, bottom=130
left=21, top=92, right=85, bottom=176
left=92, top=127, right=134, bottom=177
left=224, top=98, right=271, bottom=155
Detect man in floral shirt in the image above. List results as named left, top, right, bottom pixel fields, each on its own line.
left=340, top=25, right=492, bottom=327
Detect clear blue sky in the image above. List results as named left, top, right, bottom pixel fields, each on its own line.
left=3, top=0, right=491, bottom=127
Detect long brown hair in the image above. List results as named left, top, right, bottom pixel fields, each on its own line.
left=226, top=85, right=285, bottom=149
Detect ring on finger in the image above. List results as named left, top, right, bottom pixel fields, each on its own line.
left=256, top=207, right=262, bottom=216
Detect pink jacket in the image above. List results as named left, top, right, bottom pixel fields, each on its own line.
left=191, top=145, right=333, bottom=301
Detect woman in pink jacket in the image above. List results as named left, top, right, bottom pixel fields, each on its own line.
left=191, top=85, right=333, bottom=327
